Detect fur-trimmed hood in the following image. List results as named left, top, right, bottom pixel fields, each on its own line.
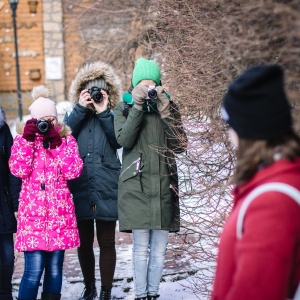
left=16, top=121, right=72, bottom=137
left=0, top=107, right=6, bottom=129
left=69, top=61, right=122, bottom=108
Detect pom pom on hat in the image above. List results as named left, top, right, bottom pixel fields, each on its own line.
left=222, top=65, right=292, bottom=140
left=85, top=78, right=108, bottom=92
left=29, top=85, right=57, bottom=119
left=132, top=58, right=161, bottom=87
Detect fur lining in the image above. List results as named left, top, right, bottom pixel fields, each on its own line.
left=0, top=107, right=6, bottom=129
left=68, top=61, right=122, bottom=108
left=16, top=121, right=72, bottom=138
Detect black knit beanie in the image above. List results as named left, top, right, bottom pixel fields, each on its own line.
left=222, top=65, right=292, bottom=140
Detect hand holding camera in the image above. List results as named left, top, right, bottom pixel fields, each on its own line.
left=35, top=119, right=49, bottom=133
left=44, top=121, right=62, bottom=149
left=156, top=86, right=170, bottom=119
left=87, top=87, right=103, bottom=103
left=23, top=118, right=38, bottom=142
left=79, top=88, right=108, bottom=113
left=132, top=85, right=148, bottom=110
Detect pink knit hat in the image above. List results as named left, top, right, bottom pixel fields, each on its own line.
left=29, top=85, right=57, bottom=119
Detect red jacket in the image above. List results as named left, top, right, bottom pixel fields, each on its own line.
left=212, top=159, right=300, bottom=300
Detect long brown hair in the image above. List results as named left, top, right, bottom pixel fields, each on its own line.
left=232, top=130, right=300, bottom=186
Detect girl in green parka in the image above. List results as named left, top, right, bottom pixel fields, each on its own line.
left=114, top=58, right=187, bottom=300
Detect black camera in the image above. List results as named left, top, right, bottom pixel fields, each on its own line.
left=88, top=87, right=103, bottom=103
left=145, top=86, right=158, bottom=101
left=35, top=119, right=48, bottom=133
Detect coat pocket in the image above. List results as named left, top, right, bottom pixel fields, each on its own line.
left=120, top=155, right=144, bottom=182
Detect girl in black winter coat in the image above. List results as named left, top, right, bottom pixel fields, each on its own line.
left=64, top=61, right=122, bottom=300
left=0, top=107, right=21, bottom=300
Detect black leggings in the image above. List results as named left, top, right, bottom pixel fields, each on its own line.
left=77, top=220, right=116, bottom=287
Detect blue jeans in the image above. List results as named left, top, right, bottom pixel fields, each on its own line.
left=18, top=250, right=65, bottom=300
left=0, top=233, right=14, bottom=297
left=132, top=229, right=169, bottom=298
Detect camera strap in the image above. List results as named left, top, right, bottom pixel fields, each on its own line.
left=123, top=103, right=130, bottom=119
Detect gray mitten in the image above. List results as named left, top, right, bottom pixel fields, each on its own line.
left=132, top=85, right=148, bottom=111
left=156, top=86, right=170, bottom=118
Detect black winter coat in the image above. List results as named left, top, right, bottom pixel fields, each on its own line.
left=0, top=109, right=21, bottom=234
left=64, top=105, right=121, bottom=221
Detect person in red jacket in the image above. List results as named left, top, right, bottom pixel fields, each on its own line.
left=212, top=65, right=300, bottom=300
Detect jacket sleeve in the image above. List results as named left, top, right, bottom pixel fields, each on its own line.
left=226, top=193, right=300, bottom=300
left=48, top=135, right=83, bottom=180
left=9, top=135, right=35, bottom=179
left=160, top=102, right=188, bottom=154
left=5, top=125, right=21, bottom=211
left=97, top=109, right=121, bottom=150
left=63, top=103, right=87, bottom=138
left=114, top=103, right=144, bottom=149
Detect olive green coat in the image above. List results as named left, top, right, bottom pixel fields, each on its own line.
left=114, top=102, right=187, bottom=232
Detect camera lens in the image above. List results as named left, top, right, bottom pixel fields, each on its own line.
left=36, top=119, right=48, bottom=133
left=92, top=91, right=103, bottom=103
left=147, top=89, right=158, bottom=100
left=88, top=87, right=103, bottom=103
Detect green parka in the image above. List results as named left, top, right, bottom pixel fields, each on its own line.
left=114, top=101, right=187, bottom=232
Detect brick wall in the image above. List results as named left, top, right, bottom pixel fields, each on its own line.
left=0, top=0, right=44, bottom=119
left=1, top=0, right=152, bottom=119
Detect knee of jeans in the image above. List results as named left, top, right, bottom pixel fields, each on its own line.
left=150, top=248, right=167, bottom=258
left=48, top=268, right=62, bottom=278
left=133, top=246, right=149, bottom=256
left=23, top=271, right=43, bottom=283
left=23, top=263, right=44, bottom=281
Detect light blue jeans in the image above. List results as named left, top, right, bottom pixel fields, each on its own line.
left=132, top=229, right=169, bottom=298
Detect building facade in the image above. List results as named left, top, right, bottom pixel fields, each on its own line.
left=0, top=0, right=150, bottom=120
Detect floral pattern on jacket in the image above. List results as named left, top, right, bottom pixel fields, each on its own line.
left=9, top=124, right=83, bottom=252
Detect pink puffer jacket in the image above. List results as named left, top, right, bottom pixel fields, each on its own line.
left=9, top=123, right=83, bottom=252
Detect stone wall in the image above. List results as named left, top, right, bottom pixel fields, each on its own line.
left=42, top=0, right=65, bottom=102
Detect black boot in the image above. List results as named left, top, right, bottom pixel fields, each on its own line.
left=99, top=286, right=112, bottom=300
left=41, top=292, right=61, bottom=300
left=134, top=298, right=147, bottom=300
left=147, top=295, right=160, bottom=300
left=79, top=281, right=97, bottom=300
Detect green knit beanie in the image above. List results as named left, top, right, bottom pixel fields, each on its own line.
left=132, top=58, right=161, bottom=87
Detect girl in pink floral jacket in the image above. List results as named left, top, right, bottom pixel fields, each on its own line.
left=9, top=86, right=83, bottom=300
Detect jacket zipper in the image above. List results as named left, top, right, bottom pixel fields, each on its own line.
left=120, top=158, right=141, bottom=177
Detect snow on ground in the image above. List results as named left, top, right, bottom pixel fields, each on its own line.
left=9, top=104, right=210, bottom=300
left=12, top=234, right=204, bottom=300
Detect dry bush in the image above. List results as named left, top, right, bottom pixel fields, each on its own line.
left=62, top=1, right=300, bottom=298
left=63, top=0, right=153, bottom=92
left=147, top=0, right=300, bottom=298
